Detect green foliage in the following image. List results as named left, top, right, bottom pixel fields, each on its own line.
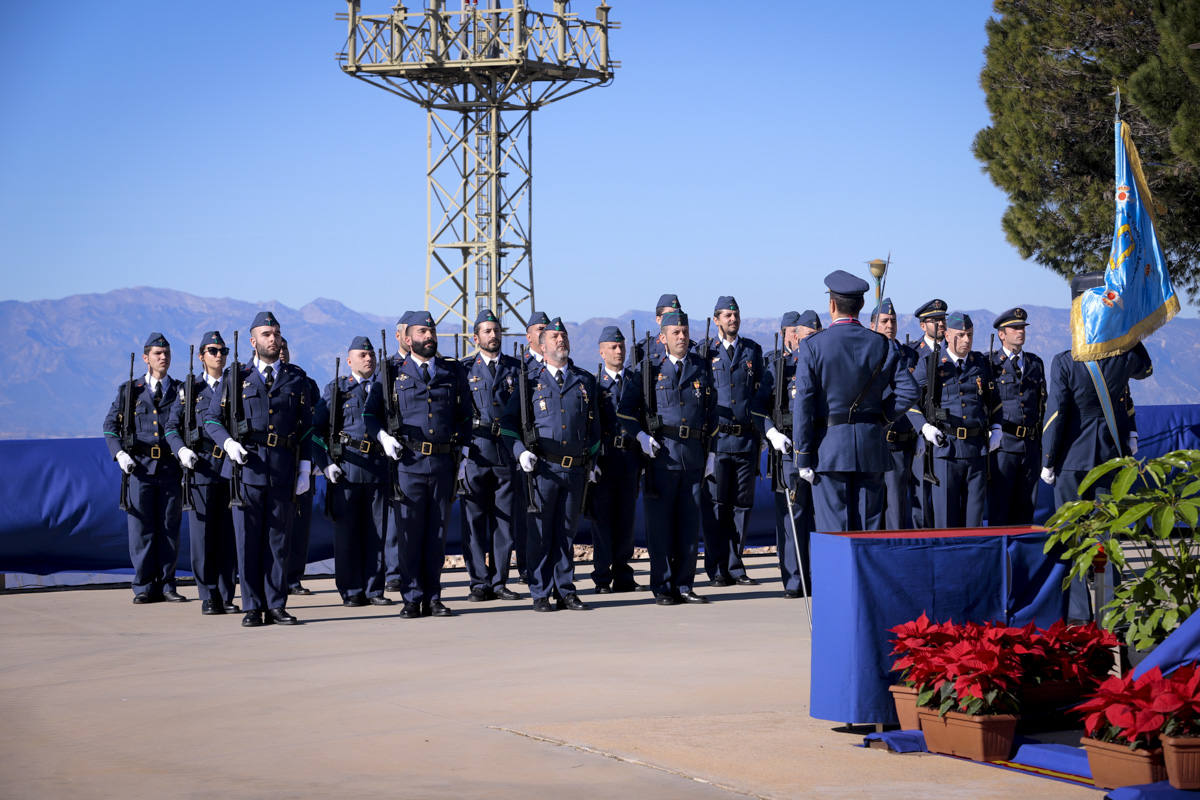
left=974, top=0, right=1200, bottom=300
left=1044, top=449, right=1200, bottom=650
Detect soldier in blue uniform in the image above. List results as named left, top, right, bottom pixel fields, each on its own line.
left=103, top=332, right=188, bottom=604
left=459, top=309, right=523, bottom=603
left=618, top=310, right=717, bottom=605
left=312, top=336, right=393, bottom=607
left=754, top=310, right=815, bottom=598
left=523, top=311, right=551, bottom=369
left=908, top=311, right=1001, bottom=528
left=382, top=310, right=472, bottom=619
left=909, top=299, right=947, bottom=527
left=590, top=325, right=642, bottom=594
left=279, top=337, right=320, bottom=597
left=792, top=272, right=920, bottom=532
left=166, top=331, right=237, bottom=614
left=631, top=293, right=684, bottom=363
left=502, top=317, right=602, bottom=612
left=203, top=311, right=314, bottom=627
left=382, top=333, right=408, bottom=593
left=871, top=299, right=920, bottom=529
left=701, top=296, right=764, bottom=586
left=987, top=308, right=1047, bottom=525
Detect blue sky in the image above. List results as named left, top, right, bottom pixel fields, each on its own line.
left=1, top=1, right=1176, bottom=323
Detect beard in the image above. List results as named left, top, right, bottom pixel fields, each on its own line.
left=479, top=338, right=501, bottom=355
left=411, top=338, right=438, bottom=359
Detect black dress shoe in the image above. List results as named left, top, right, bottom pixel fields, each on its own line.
left=493, top=586, right=521, bottom=601
left=289, top=584, right=314, bottom=596
left=532, top=597, right=554, bottom=612
left=428, top=600, right=453, bottom=617
left=655, top=593, right=681, bottom=606
left=517, top=572, right=530, bottom=585
left=710, top=576, right=734, bottom=587
left=612, top=582, right=640, bottom=593
left=467, top=587, right=494, bottom=602
left=399, top=602, right=422, bottom=619
left=681, top=591, right=709, bottom=604
left=162, top=590, right=188, bottom=602
left=735, top=575, right=759, bottom=586
left=344, top=596, right=368, bottom=607
left=241, top=611, right=264, bottom=627
left=368, top=596, right=394, bottom=606
left=594, top=585, right=613, bottom=594
left=385, top=579, right=403, bottom=592
left=132, top=593, right=157, bottom=605
left=783, top=589, right=803, bottom=599
left=201, top=600, right=225, bottom=615
left=267, top=608, right=299, bottom=625
left=224, top=602, right=241, bottom=613
left=561, top=593, right=590, bottom=610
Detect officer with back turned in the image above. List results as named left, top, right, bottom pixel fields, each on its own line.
left=987, top=308, right=1046, bottom=525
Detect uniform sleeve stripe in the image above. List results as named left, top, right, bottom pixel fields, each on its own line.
left=1042, top=411, right=1058, bottom=434
left=615, top=412, right=640, bottom=422
left=103, top=431, right=119, bottom=437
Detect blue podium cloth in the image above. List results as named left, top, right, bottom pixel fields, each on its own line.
left=1011, top=742, right=1092, bottom=778
left=1133, top=608, right=1200, bottom=680
left=809, top=527, right=1065, bottom=725
left=1108, top=782, right=1200, bottom=799
left=862, top=730, right=927, bottom=753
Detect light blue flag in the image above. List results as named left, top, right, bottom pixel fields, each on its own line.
left=1071, top=119, right=1179, bottom=360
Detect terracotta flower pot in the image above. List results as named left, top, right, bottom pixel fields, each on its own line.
left=917, top=709, right=1018, bottom=762
left=1081, top=737, right=1166, bottom=790
left=888, top=685, right=921, bottom=731
left=1163, top=735, right=1200, bottom=791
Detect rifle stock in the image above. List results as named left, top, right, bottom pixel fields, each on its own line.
left=921, top=333, right=946, bottom=488
left=227, top=331, right=245, bottom=509
left=181, top=344, right=196, bottom=512
left=118, top=352, right=135, bottom=512
left=518, top=346, right=538, bottom=513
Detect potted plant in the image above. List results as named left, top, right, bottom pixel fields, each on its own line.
left=1074, top=669, right=1168, bottom=789
left=888, top=613, right=956, bottom=730
left=1155, top=662, right=1200, bottom=790
left=1021, top=621, right=1118, bottom=710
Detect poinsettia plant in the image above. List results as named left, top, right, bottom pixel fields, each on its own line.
left=1028, top=621, right=1119, bottom=689
left=1075, top=668, right=1170, bottom=749
left=1157, top=663, right=1200, bottom=738
left=889, top=617, right=1024, bottom=715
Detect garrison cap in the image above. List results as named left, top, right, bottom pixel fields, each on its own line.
left=655, top=293, right=682, bottom=312
left=199, top=330, right=225, bottom=347
left=993, top=307, right=1029, bottom=329
left=400, top=310, right=435, bottom=328
left=526, top=311, right=550, bottom=329
left=598, top=325, right=624, bottom=344
left=1070, top=271, right=1106, bottom=300
left=870, top=297, right=896, bottom=321
left=545, top=317, right=568, bottom=332
left=946, top=310, right=973, bottom=331
left=349, top=335, right=374, bottom=352
left=797, top=310, right=822, bottom=330
left=660, top=310, right=688, bottom=327
left=823, top=270, right=869, bottom=297
left=144, top=331, right=170, bottom=349
left=779, top=311, right=801, bottom=328
left=250, top=310, right=280, bottom=330
left=474, top=308, right=499, bottom=326
left=713, top=295, right=739, bottom=314
left=915, top=298, right=948, bottom=320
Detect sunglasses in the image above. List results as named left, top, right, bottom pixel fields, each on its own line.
left=204, top=346, right=230, bottom=356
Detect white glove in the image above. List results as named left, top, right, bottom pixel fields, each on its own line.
left=377, top=431, right=403, bottom=460
left=115, top=451, right=136, bottom=474
left=518, top=450, right=538, bottom=473
left=921, top=423, right=946, bottom=447
left=324, top=464, right=344, bottom=484
left=1127, top=433, right=1138, bottom=456
left=588, top=465, right=601, bottom=483
left=765, top=427, right=792, bottom=454
left=223, top=438, right=248, bottom=465
left=798, top=467, right=815, bottom=485
left=1040, top=467, right=1056, bottom=486
left=636, top=431, right=661, bottom=458
left=295, top=464, right=311, bottom=495
left=704, top=452, right=716, bottom=481
left=177, top=447, right=198, bottom=469
left=988, top=426, right=1003, bottom=453
left=456, top=458, right=467, bottom=481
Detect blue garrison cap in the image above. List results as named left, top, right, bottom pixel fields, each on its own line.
left=545, top=317, right=567, bottom=332
left=349, top=335, right=374, bottom=352
left=144, top=331, right=170, bottom=349
left=779, top=311, right=801, bottom=328
left=526, top=311, right=550, bottom=329
left=475, top=308, right=499, bottom=326
left=993, top=307, right=1029, bottom=329
left=870, top=298, right=896, bottom=321
left=199, top=330, right=224, bottom=348
left=660, top=310, right=689, bottom=327
left=598, top=325, right=624, bottom=344
left=915, top=298, right=948, bottom=320
left=656, top=293, right=682, bottom=312
left=713, top=295, right=739, bottom=314
left=400, top=310, right=435, bottom=328
left=250, top=310, right=280, bottom=329
left=823, top=270, right=869, bottom=297
left=797, top=310, right=822, bottom=330
left=946, top=310, right=973, bottom=331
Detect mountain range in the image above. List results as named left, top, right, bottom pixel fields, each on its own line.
left=0, top=287, right=1194, bottom=438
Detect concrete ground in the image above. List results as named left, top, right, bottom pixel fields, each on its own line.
left=0, top=555, right=1099, bottom=799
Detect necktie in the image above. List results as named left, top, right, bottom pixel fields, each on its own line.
left=1012, top=357, right=1022, bottom=381
left=554, top=370, right=564, bottom=388
left=263, top=365, right=274, bottom=390
left=152, top=382, right=162, bottom=404
left=674, top=360, right=683, bottom=381
left=487, top=359, right=496, bottom=378
left=420, top=362, right=431, bottom=383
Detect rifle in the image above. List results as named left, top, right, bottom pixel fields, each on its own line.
left=702, top=318, right=711, bottom=361
left=118, top=352, right=135, bottom=512
left=518, top=346, right=539, bottom=513
left=227, top=331, right=246, bottom=509
left=377, top=328, right=407, bottom=502
left=640, top=332, right=661, bottom=499
left=769, top=333, right=792, bottom=495
left=181, top=345, right=197, bottom=512
left=629, top=319, right=637, bottom=366
left=581, top=359, right=604, bottom=521
left=921, top=331, right=947, bottom=488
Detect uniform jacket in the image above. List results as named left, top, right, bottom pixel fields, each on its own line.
left=1043, top=343, right=1152, bottom=471
left=165, top=375, right=226, bottom=485
left=754, top=347, right=798, bottom=470
left=312, top=374, right=388, bottom=484
left=464, top=352, right=521, bottom=468
left=792, top=320, right=918, bottom=473
left=908, top=348, right=997, bottom=460
left=617, top=351, right=717, bottom=472
left=704, top=336, right=764, bottom=454
left=380, top=354, right=472, bottom=475
left=883, top=341, right=920, bottom=448
left=503, top=361, right=602, bottom=464
left=989, top=349, right=1046, bottom=456
left=103, top=374, right=182, bottom=480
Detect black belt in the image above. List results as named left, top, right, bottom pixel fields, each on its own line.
left=1000, top=420, right=1037, bottom=439
left=245, top=431, right=297, bottom=449
left=715, top=422, right=754, bottom=436
left=401, top=438, right=457, bottom=455
left=824, top=412, right=883, bottom=426
left=608, top=433, right=640, bottom=451
left=130, top=441, right=167, bottom=459
left=886, top=429, right=917, bottom=444
left=472, top=420, right=502, bottom=438
left=937, top=424, right=985, bottom=441
left=338, top=432, right=375, bottom=454
left=657, top=425, right=703, bottom=441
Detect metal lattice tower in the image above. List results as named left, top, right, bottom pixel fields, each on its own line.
left=338, top=0, right=617, bottom=354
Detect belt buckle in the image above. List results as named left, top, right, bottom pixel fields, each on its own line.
left=150, top=445, right=161, bottom=459
left=956, top=427, right=968, bottom=440
left=560, top=455, right=574, bottom=469
left=1015, top=425, right=1027, bottom=439
left=730, top=424, right=741, bottom=435
left=267, top=432, right=278, bottom=447
left=211, top=445, right=224, bottom=459
left=886, top=430, right=896, bottom=443
left=420, top=441, right=434, bottom=456
left=491, top=421, right=501, bottom=437
left=678, top=425, right=690, bottom=439
left=612, top=434, right=625, bottom=449
left=359, top=439, right=372, bottom=454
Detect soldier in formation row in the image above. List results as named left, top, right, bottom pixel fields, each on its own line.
left=103, top=269, right=1150, bottom=625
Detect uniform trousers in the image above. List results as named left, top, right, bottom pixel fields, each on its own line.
left=590, top=450, right=640, bottom=590
left=460, top=459, right=518, bottom=592
left=883, top=445, right=916, bottom=530
left=526, top=461, right=586, bottom=600
left=987, top=448, right=1039, bottom=525
left=812, top=470, right=885, bottom=532
left=185, top=479, right=236, bottom=606
left=1055, top=469, right=1119, bottom=621
left=329, top=482, right=387, bottom=601
left=232, top=484, right=294, bottom=612
left=645, top=465, right=702, bottom=597
left=287, top=487, right=313, bottom=589
left=931, top=455, right=986, bottom=528
left=392, top=467, right=455, bottom=606
left=772, top=471, right=812, bottom=594
left=127, top=473, right=183, bottom=597
left=701, top=450, right=756, bottom=581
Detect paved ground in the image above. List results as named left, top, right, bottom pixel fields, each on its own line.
left=0, top=555, right=1099, bottom=799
